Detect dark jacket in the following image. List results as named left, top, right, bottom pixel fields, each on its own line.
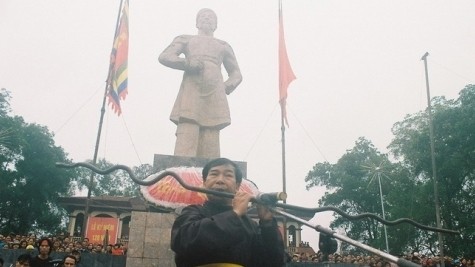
left=171, top=201, right=285, bottom=267
left=31, top=256, right=53, bottom=267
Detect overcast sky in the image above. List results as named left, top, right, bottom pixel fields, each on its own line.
left=1, top=0, right=474, bottom=249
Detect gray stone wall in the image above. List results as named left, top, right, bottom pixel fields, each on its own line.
left=126, top=211, right=176, bottom=267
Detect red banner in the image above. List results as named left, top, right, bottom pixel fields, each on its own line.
left=86, top=217, right=119, bottom=245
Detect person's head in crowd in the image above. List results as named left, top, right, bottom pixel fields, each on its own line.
left=27, top=238, right=35, bottom=246
left=61, top=255, right=77, bottom=267
left=427, top=258, right=434, bottom=266
left=19, top=240, right=27, bottom=249
left=15, top=253, right=31, bottom=267
left=94, top=244, right=103, bottom=253
left=53, top=240, right=61, bottom=251
left=26, top=244, right=35, bottom=250
left=71, top=249, right=81, bottom=263
left=292, top=254, right=300, bottom=262
left=311, top=255, right=319, bottom=262
left=12, top=241, right=20, bottom=249
left=105, top=244, right=113, bottom=253
left=74, top=241, right=82, bottom=250
left=86, top=243, right=94, bottom=251
left=37, top=237, right=53, bottom=258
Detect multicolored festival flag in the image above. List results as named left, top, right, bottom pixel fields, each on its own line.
left=107, top=0, right=129, bottom=116
left=279, top=1, right=296, bottom=127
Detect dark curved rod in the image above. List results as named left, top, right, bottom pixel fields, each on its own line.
left=56, top=161, right=459, bottom=235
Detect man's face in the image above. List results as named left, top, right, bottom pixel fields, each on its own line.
left=204, top=164, right=240, bottom=204
left=39, top=240, right=50, bottom=255
left=196, top=10, right=217, bottom=33
left=63, top=257, right=76, bottom=267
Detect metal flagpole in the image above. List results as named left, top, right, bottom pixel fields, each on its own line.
left=279, top=0, right=287, bottom=203
left=279, top=0, right=288, bottom=249
left=421, top=52, right=445, bottom=267
left=82, top=0, right=125, bottom=239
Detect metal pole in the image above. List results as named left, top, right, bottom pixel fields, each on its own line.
left=279, top=0, right=288, bottom=249
left=421, top=52, right=445, bottom=267
left=82, top=0, right=125, bottom=239
left=377, top=173, right=389, bottom=252
left=270, top=208, right=421, bottom=267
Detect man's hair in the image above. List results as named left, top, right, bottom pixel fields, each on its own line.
left=37, top=237, right=53, bottom=254
left=202, top=158, right=242, bottom=184
left=63, top=255, right=77, bottom=265
left=17, top=253, right=32, bottom=264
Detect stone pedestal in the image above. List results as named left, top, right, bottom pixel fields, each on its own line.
left=126, top=211, right=176, bottom=267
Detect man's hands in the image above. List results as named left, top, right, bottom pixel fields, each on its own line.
left=256, top=204, right=273, bottom=221
left=232, top=192, right=274, bottom=221
left=232, top=191, right=252, bottom=217
left=185, top=57, right=203, bottom=73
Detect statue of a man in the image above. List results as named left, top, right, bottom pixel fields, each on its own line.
left=159, top=8, right=242, bottom=158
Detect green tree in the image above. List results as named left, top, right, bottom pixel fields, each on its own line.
left=0, top=89, right=77, bottom=234
left=75, top=158, right=152, bottom=197
left=305, top=138, right=419, bottom=254
left=389, top=84, right=475, bottom=256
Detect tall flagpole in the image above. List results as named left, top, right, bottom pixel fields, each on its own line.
left=421, top=52, right=445, bottom=267
left=81, top=0, right=125, bottom=239
left=278, top=0, right=288, bottom=250
left=279, top=0, right=296, bottom=248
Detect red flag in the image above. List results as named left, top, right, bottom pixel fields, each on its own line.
left=279, top=2, right=296, bottom=127
left=107, top=0, right=129, bottom=116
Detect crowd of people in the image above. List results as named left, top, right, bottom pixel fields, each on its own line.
left=0, top=232, right=126, bottom=267
left=0, top=232, right=126, bottom=255
left=290, top=250, right=474, bottom=267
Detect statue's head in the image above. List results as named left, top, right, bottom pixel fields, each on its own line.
left=196, top=8, right=217, bottom=33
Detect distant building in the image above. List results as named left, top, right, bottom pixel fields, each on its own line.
left=58, top=195, right=170, bottom=244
